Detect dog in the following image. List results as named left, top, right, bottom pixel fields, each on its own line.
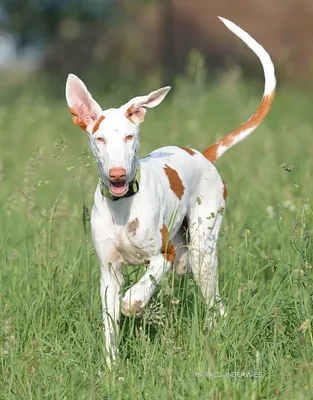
left=65, top=17, right=276, bottom=368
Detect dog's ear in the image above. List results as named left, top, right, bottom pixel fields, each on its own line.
left=125, top=86, right=171, bottom=124
left=65, top=74, right=102, bottom=133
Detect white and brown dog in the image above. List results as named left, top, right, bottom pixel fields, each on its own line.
left=65, top=17, right=276, bottom=368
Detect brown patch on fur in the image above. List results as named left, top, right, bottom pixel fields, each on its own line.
left=127, top=218, right=139, bottom=235
left=69, top=107, right=87, bottom=131
left=125, top=104, right=146, bottom=124
left=125, top=104, right=136, bottom=124
left=160, top=224, right=176, bottom=264
left=92, top=115, right=105, bottom=134
left=202, top=92, right=275, bottom=163
left=222, top=179, right=228, bottom=200
left=163, top=164, right=185, bottom=200
left=202, top=141, right=219, bottom=164
left=179, top=146, right=196, bottom=156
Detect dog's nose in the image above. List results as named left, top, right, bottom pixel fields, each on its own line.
left=109, top=168, right=126, bottom=181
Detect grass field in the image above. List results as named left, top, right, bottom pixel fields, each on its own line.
left=0, top=68, right=313, bottom=399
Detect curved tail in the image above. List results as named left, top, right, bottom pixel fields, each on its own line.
left=203, top=17, right=276, bottom=163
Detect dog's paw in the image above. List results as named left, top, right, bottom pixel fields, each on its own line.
left=121, top=299, right=144, bottom=317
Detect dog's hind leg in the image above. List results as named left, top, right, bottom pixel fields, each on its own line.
left=188, top=194, right=225, bottom=319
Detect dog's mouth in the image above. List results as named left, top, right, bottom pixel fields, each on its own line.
left=109, top=180, right=128, bottom=196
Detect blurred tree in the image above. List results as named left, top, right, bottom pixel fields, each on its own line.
left=2, top=0, right=120, bottom=47
left=0, top=0, right=168, bottom=87
left=0, top=0, right=129, bottom=79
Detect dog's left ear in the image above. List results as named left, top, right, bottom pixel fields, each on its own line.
left=125, top=86, right=171, bottom=124
left=65, top=74, right=102, bottom=133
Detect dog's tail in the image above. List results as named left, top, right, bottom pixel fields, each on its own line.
left=202, top=17, right=276, bottom=163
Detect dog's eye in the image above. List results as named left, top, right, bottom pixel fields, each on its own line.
left=96, top=137, right=106, bottom=144
left=125, top=135, right=134, bottom=142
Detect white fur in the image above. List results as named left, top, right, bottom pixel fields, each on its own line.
left=218, top=17, right=276, bottom=97
left=212, top=17, right=276, bottom=161
left=65, top=17, right=275, bottom=369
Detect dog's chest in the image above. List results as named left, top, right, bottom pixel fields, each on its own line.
left=111, top=219, right=158, bottom=266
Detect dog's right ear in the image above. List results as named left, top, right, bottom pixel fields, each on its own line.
left=65, top=74, right=102, bottom=133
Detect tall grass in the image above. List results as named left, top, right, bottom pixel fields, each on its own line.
left=0, top=67, right=313, bottom=399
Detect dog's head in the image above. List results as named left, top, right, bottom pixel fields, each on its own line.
left=65, top=74, right=171, bottom=197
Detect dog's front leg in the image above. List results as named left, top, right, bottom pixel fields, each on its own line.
left=121, top=254, right=172, bottom=317
left=92, top=209, right=124, bottom=369
left=100, top=261, right=123, bottom=369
